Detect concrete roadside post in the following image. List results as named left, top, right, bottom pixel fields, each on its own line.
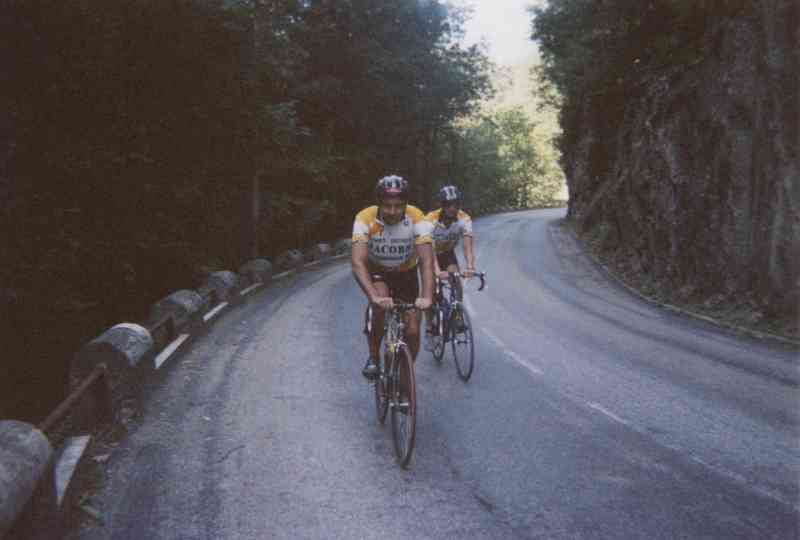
left=274, top=249, right=304, bottom=274
left=0, top=421, right=56, bottom=540
left=303, top=243, right=332, bottom=265
left=238, top=259, right=273, bottom=286
left=149, top=290, right=205, bottom=335
left=147, top=290, right=206, bottom=370
left=206, top=271, right=241, bottom=303
left=70, top=323, right=154, bottom=431
left=199, top=271, right=240, bottom=323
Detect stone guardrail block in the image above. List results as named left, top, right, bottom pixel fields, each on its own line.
left=72, top=323, right=153, bottom=375
left=195, top=284, right=217, bottom=313
left=274, top=249, right=304, bottom=272
left=205, top=271, right=240, bottom=303
left=334, top=238, right=352, bottom=255
left=304, top=243, right=332, bottom=263
left=149, top=290, right=204, bottom=333
left=70, top=323, right=154, bottom=424
left=0, top=421, right=55, bottom=539
left=239, top=259, right=273, bottom=285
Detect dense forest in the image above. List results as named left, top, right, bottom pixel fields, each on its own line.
left=532, top=0, right=799, bottom=337
left=1, top=0, right=563, bottom=422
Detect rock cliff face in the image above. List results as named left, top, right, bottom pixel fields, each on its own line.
left=563, top=0, right=799, bottom=330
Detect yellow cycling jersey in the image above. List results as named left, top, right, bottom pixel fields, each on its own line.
left=352, top=205, right=433, bottom=271
left=425, top=208, right=473, bottom=253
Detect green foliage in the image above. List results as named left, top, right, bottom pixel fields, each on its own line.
left=531, top=0, right=750, bottom=102
left=0, top=0, right=496, bottom=419
left=441, top=106, right=561, bottom=212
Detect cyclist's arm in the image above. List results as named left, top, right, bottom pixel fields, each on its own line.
left=463, top=235, right=475, bottom=271
left=351, top=242, right=381, bottom=303
left=431, top=241, right=443, bottom=276
left=416, top=242, right=434, bottom=302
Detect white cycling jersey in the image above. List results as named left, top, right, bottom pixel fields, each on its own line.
left=352, top=205, right=433, bottom=270
left=426, top=208, right=473, bottom=253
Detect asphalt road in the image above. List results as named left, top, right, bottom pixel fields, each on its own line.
left=73, top=208, right=800, bottom=540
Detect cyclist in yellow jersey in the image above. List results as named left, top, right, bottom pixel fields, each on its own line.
left=424, top=185, right=475, bottom=342
left=352, top=175, right=434, bottom=380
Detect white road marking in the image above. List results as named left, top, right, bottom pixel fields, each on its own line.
left=203, top=302, right=229, bottom=322
left=272, top=270, right=293, bottom=280
left=467, top=217, right=800, bottom=513
left=682, top=453, right=798, bottom=511
left=55, top=435, right=91, bottom=506
left=481, top=327, right=544, bottom=376
left=154, top=333, right=191, bottom=369
left=586, top=402, right=629, bottom=426
left=239, top=283, right=261, bottom=296
left=585, top=403, right=800, bottom=511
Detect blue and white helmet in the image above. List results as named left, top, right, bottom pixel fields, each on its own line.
left=438, top=185, right=461, bottom=204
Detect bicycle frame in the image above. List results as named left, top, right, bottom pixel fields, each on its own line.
left=368, top=301, right=418, bottom=467
left=384, top=306, right=407, bottom=355
left=435, top=271, right=486, bottom=336
left=367, top=302, right=415, bottom=404
left=366, top=303, right=414, bottom=353
left=431, top=271, right=485, bottom=381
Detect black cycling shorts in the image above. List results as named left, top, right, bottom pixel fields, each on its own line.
left=368, top=264, right=420, bottom=304
left=436, top=250, right=459, bottom=270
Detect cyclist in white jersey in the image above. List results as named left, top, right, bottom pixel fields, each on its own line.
left=424, top=185, right=475, bottom=342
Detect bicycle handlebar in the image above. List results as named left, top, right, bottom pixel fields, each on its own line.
left=439, top=271, right=487, bottom=291
left=370, top=301, right=418, bottom=311
left=366, top=301, right=417, bottom=334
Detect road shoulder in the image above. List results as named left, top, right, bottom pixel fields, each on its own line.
left=555, top=218, right=800, bottom=349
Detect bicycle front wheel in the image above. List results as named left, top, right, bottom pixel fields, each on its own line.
left=451, top=306, right=474, bottom=381
left=391, top=344, right=416, bottom=468
left=432, top=307, right=446, bottom=362
left=374, top=354, right=389, bottom=424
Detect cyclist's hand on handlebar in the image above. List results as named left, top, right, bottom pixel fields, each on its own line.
left=463, top=268, right=475, bottom=278
left=437, top=270, right=450, bottom=279
left=371, top=296, right=394, bottom=310
left=414, top=297, right=432, bottom=310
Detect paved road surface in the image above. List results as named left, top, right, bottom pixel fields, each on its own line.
left=73, top=208, right=800, bottom=540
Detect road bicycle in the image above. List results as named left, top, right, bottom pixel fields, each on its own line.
left=429, top=271, right=486, bottom=381
left=367, top=302, right=417, bottom=468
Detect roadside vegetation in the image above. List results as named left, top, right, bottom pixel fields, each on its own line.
left=1, top=0, right=564, bottom=421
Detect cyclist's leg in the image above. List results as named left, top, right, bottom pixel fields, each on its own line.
left=363, top=273, right=389, bottom=379
left=368, top=280, right=389, bottom=356
left=391, top=269, right=420, bottom=394
left=426, top=251, right=448, bottom=334
left=405, top=309, right=421, bottom=362
left=449, top=263, right=463, bottom=302
left=441, top=250, right=462, bottom=301
left=395, top=269, right=421, bottom=361
left=399, top=311, right=419, bottom=404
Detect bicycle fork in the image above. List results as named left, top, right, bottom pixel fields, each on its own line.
left=384, top=345, right=409, bottom=411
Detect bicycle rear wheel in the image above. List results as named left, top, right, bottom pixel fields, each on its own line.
left=374, top=354, right=389, bottom=424
left=451, top=306, right=474, bottom=381
left=432, top=307, right=446, bottom=362
left=391, top=344, right=416, bottom=468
